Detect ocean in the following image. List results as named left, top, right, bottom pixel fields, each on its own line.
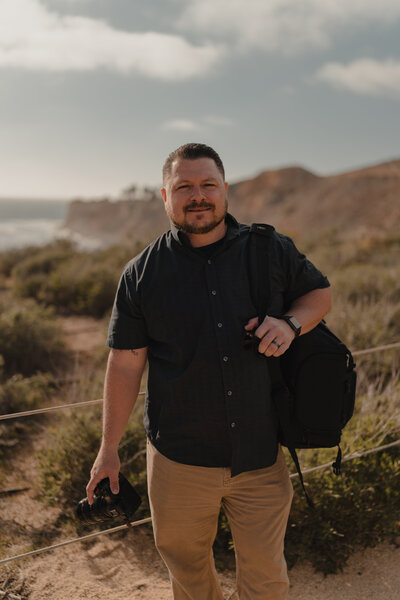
left=0, top=199, right=70, bottom=251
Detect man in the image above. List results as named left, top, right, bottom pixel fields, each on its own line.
left=87, top=143, right=331, bottom=599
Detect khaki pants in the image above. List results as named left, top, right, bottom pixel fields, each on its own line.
left=147, top=441, right=293, bottom=600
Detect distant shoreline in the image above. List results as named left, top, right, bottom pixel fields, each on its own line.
left=0, top=198, right=69, bottom=220
left=0, top=199, right=70, bottom=251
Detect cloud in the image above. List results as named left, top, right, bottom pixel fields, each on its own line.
left=162, top=115, right=234, bottom=132
left=177, top=0, right=400, bottom=54
left=162, top=119, right=202, bottom=132
left=48, top=0, right=93, bottom=4
left=0, top=0, right=223, bottom=80
left=315, top=58, right=400, bottom=97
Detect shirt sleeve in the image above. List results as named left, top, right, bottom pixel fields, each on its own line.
left=106, top=266, right=150, bottom=349
left=278, top=234, right=330, bottom=307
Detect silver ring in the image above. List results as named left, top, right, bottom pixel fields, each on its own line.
left=271, top=340, right=281, bottom=348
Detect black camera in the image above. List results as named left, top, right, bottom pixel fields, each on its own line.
left=76, top=472, right=141, bottom=525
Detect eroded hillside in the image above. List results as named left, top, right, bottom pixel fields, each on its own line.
left=63, top=159, right=400, bottom=246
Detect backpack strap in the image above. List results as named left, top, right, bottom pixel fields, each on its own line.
left=248, top=223, right=275, bottom=321
left=248, top=223, right=315, bottom=508
left=332, top=446, right=342, bottom=476
left=288, top=446, right=315, bottom=508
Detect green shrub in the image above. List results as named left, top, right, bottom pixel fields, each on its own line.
left=45, top=256, right=119, bottom=317
left=0, top=372, right=54, bottom=415
left=0, top=373, right=55, bottom=461
left=11, top=240, right=143, bottom=317
left=0, top=299, right=67, bottom=378
left=92, top=242, right=143, bottom=272
left=12, top=240, right=77, bottom=301
left=285, top=446, right=400, bottom=574
left=0, top=245, right=45, bottom=278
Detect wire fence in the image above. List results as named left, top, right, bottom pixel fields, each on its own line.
left=0, top=518, right=153, bottom=567
left=352, top=341, right=400, bottom=357
left=0, top=398, right=108, bottom=422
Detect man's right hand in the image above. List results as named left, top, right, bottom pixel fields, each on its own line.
left=86, top=446, right=121, bottom=505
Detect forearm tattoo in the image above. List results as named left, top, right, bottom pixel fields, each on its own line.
left=114, top=349, right=139, bottom=356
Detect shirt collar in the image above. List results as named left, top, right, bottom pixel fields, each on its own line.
left=170, top=213, right=241, bottom=247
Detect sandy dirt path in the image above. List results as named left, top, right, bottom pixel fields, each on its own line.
left=3, top=530, right=399, bottom=600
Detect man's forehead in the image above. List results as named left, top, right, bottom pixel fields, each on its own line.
left=169, top=157, right=223, bottom=181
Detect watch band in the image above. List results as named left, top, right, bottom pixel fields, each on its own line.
left=280, top=315, right=302, bottom=337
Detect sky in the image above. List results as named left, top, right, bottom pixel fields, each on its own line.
left=1, top=0, right=400, bottom=198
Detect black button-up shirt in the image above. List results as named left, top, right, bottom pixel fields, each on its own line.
left=107, top=214, right=329, bottom=476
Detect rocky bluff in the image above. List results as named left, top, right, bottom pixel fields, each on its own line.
left=63, top=159, right=400, bottom=247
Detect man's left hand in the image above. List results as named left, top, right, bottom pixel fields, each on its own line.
left=244, top=315, right=296, bottom=357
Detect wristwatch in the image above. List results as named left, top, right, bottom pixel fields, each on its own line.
left=280, top=315, right=302, bottom=337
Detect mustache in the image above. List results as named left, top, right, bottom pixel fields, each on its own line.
left=184, top=202, right=214, bottom=212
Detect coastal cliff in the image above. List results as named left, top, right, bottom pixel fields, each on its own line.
left=63, top=159, right=400, bottom=246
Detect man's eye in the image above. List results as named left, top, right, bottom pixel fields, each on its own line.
left=204, top=183, right=215, bottom=187
left=177, top=185, right=188, bottom=190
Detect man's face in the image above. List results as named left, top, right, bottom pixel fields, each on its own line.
left=161, top=157, right=228, bottom=235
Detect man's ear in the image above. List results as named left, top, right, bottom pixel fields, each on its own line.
left=161, top=188, right=167, bottom=204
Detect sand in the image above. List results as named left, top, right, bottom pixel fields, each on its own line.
left=2, top=525, right=400, bottom=599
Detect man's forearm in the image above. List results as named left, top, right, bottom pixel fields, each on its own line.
left=86, top=347, right=147, bottom=502
left=286, top=286, right=332, bottom=335
left=101, top=348, right=147, bottom=450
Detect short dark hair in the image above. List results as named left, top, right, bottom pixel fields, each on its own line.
left=162, top=143, right=225, bottom=184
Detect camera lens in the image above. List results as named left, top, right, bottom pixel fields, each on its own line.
left=76, top=479, right=122, bottom=524
left=76, top=474, right=141, bottom=525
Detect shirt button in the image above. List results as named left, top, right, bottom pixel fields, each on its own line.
left=217, top=322, right=223, bottom=328
left=227, top=390, right=232, bottom=396
left=223, top=356, right=229, bottom=362
left=211, top=290, right=217, bottom=295
left=231, top=422, right=236, bottom=428
left=208, top=259, right=212, bottom=264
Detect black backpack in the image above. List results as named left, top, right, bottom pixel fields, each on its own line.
left=248, top=223, right=357, bottom=506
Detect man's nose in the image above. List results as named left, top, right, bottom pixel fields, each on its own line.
left=191, top=185, right=205, bottom=201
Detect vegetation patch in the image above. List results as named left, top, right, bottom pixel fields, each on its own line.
left=0, top=373, right=55, bottom=464
left=10, top=240, right=144, bottom=317
left=0, top=299, right=67, bottom=378
left=0, top=244, right=47, bottom=279
left=286, top=445, right=400, bottom=574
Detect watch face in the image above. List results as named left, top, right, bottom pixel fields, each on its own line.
left=283, top=315, right=301, bottom=335
left=289, top=316, right=301, bottom=330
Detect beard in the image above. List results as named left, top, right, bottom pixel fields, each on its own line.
left=169, top=200, right=228, bottom=235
